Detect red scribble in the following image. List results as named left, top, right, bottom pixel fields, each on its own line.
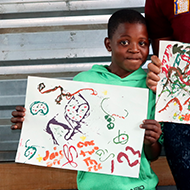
left=111, top=160, right=114, bottom=173
left=117, top=146, right=141, bottom=167
left=158, top=97, right=183, bottom=113
left=62, top=144, right=78, bottom=168
left=161, top=53, right=190, bottom=85
left=112, top=114, right=125, bottom=119
left=162, top=65, right=170, bottom=77
left=19, top=139, right=23, bottom=147
left=38, top=83, right=97, bottom=102
left=161, top=44, right=172, bottom=74
left=163, top=44, right=172, bottom=62
left=77, top=140, right=95, bottom=148
left=181, top=54, right=190, bottom=64
left=183, top=97, right=190, bottom=105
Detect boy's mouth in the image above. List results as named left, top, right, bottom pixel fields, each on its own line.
left=126, top=57, right=141, bottom=60
left=125, top=57, right=142, bottom=63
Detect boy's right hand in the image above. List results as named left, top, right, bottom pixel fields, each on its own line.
left=11, top=106, right=26, bottom=130
left=146, top=55, right=162, bottom=93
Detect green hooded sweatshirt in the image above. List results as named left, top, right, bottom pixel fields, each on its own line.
left=73, top=65, right=158, bottom=190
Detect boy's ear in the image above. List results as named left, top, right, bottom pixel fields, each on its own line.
left=104, top=37, right=112, bottom=52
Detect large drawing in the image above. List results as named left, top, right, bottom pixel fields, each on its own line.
left=155, top=40, right=190, bottom=124
left=16, top=76, right=148, bottom=178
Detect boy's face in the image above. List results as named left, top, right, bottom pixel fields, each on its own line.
left=105, top=22, right=149, bottom=78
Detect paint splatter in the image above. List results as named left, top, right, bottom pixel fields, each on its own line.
left=80, top=135, right=86, bottom=141
left=36, top=154, right=43, bottom=162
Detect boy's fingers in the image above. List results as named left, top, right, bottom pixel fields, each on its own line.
left=141, top=120, right=161, bottom=132
left=150, top=55, right=162, bottom=68
left=11, top=110, right=25, bottom=117
left=147, top=71, right=160, bottom=82
left=10, top=116, right=24, bottom=123
left=15, top=106, right=26, bottom=112
left=146, top=65, right=160, bottom=93
left=148, top=62, right=161, bottom=74
left=144, top=129, right=160, bottom=138
left=11, top=123, right=22, bottom=130
left=142, top=119, right=160, bottom=125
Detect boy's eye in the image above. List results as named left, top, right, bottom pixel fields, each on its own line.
left=139, top=41, right=146, bottom=46
left=120, top=41, right=129, bottom=46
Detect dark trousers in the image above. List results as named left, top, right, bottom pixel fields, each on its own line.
left=163, top=122, right=190, bottom=190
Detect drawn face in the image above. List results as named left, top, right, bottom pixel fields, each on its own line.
left=105, top=23, right=149, bottom=78
left=65, top=94, right=90, bottom=122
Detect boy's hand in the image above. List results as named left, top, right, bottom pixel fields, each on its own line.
left=140, top=119, right=162, bottom=145
left=146, top=55, right=162, bottom=93
left=11, top=106, right=26, bottom=130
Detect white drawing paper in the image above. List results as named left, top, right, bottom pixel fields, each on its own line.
left=156, top=40, right=190, bottom=124
left=16, top=76, right=148, bottom=178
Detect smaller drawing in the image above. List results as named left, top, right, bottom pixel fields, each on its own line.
left=156, top=40, right=190, bottom=124
left=117, top=146, right=141, bottom=167
left=96, top=149, right=115, bottom=162
left=43, top=146, right=64, bottom=167
left=30, top=101, right=49, bottom=115
left=113, top=130, right=129, bottom=145
left=38, top=82, right=97, bottom=104
left=45, top=93, right=90, bottom=144
left=24, top=139, right=38, bottom=161
left=100, top=98, right=129, bottom=130
left=62, top=144, right=78, bottom=168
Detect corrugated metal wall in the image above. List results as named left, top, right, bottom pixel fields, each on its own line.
left=0, top=0, right=147, bottom=161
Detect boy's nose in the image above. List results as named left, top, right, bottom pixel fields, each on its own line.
left=128, top=43, right=139, bottom=53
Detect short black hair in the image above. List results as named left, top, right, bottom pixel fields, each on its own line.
left=108, top=9, right=147, bottom=39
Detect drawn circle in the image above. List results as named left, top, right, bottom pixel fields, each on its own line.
left=30, top=101, right=49, bottom=116
left=107, top=122, right=114, bottom=130
left=113, top=132, right=129, bottom=145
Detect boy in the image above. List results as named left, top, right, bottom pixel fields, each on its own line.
left=11, top=9, right=162, bottom=190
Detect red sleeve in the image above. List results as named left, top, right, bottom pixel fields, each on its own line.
left=145, top=0, right=173, bottom=39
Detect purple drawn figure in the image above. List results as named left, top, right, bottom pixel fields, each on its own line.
left=45, top=93, right=90, bottom=145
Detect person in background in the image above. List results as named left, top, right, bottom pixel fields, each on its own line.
left=145, top=0, right=190, bottom=189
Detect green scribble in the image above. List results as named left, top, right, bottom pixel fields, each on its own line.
left=24, top=139, right=37, bottom=160
left=30, top=101, right=49, bottom=116
left=113, top=130, right=129, bottom=145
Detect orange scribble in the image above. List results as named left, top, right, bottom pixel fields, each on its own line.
left=43, top=147, right=64, bottom=167
left=83, top=157, right=98, bottom=166
left=181, top=114, right=190, bottom=121
left=80, top=146, right=99, bottom=157
left=88, top=163, right=102, bottom=172
left=43, top=150, right=49, bottom=161
left=77, top=140, right=95, bottom=148
left=159, top=97, right=183, bottom=113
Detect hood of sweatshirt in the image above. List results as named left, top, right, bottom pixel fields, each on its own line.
left=74, top=64, right=147, bottom=88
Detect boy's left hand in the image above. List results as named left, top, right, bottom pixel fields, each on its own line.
left=140, top=119, right=162, bottom=145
